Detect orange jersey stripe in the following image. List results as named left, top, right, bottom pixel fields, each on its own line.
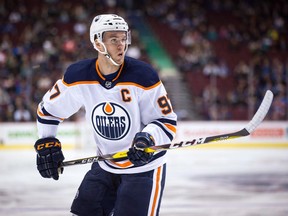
left=164, top=123, right=177, bottom=134
left=150, top=166, right=162, bottom=216
left=62, top=79, right=100, bottom=87
left=61, top=78, right=161, bottom=90
left=37, top=107, right=46, bottom=117
left=116, top=81, right=162, bottom=90
left=110, top=159, right=133, bottom=168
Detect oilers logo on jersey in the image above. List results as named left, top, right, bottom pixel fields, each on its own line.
left=91, top=102, right=131, bottom=140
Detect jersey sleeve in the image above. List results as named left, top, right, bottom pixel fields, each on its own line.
left=36, top=78, right=83, bottom=138
left=139, top=81, right=177, bottom=146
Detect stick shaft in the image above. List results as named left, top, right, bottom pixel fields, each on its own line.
left=62, top=90, right=273, bottom=167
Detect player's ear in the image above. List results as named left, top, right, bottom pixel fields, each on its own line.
left=94, top=39, right=101, bottom=49
left=95, top=39, right=104, bottom=52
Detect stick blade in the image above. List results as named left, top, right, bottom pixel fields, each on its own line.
left=245, top=90, right=274, bottom=134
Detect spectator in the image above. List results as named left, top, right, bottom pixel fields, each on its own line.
left=13, top=97, right=31, bottom=122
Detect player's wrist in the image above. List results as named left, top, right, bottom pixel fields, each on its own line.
left=133, top=132, right=155, bottom=149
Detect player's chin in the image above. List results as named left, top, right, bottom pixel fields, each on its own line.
left=114, top=54, right=125, bottom=64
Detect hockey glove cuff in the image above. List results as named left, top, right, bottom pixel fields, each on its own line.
left=127, top=132, right=155, bottom=166
left=34, top=137, right=65, bottom=180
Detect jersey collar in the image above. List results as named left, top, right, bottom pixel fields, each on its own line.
left=95, top=59, right=124, bottom=82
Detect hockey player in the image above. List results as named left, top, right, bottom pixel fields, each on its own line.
left=34, top=14, right=177, bottom=216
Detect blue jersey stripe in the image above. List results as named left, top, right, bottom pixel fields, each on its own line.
left=151, top=121, right=174, bottom=141
left=37, top=115, right=60, bottom=125
left=156, top=118, right=177, bottom=126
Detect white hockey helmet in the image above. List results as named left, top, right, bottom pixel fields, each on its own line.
left=89, top=14, right=130, bottom=44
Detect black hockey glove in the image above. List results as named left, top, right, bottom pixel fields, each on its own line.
left=34, top=137, right=65, bottom=180
left=127, top=132, right=155, bottom=166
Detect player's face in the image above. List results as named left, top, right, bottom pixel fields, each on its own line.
left=103, top=31, right=127, bottom=65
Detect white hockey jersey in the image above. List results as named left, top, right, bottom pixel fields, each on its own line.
left=37, top=56, right=177, bottom=174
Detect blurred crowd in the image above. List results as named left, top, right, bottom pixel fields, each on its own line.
left=0, top=0, right=287, bottom=122
left=145, top=0, right=288, bottom=120
left=0, top=0, right=147, bottom=122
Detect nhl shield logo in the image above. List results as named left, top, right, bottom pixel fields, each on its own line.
left=105, top=81, right=112, bottom=89
left=91, top=102, right=131, bottom=140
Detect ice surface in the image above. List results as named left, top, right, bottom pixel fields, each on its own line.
left=0, top=148, right=287, bottom=216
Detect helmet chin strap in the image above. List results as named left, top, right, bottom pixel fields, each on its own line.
left=95, top=40, right=122, bottom=67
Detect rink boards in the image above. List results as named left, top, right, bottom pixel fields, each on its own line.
left=0, top=121, right=287, bottom=149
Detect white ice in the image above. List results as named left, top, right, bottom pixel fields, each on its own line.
left=0, top=147, right=288, bottom=216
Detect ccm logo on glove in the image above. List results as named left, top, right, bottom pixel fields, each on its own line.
left=35, top=141, right=61, bottom=151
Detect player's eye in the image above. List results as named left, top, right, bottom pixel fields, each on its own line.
left=108, top=37, right=127, bottom=45
left=110, top=38, right=117, bottom=44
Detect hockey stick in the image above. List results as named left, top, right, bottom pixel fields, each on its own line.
left=61, top=90, right=274, bottom=168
